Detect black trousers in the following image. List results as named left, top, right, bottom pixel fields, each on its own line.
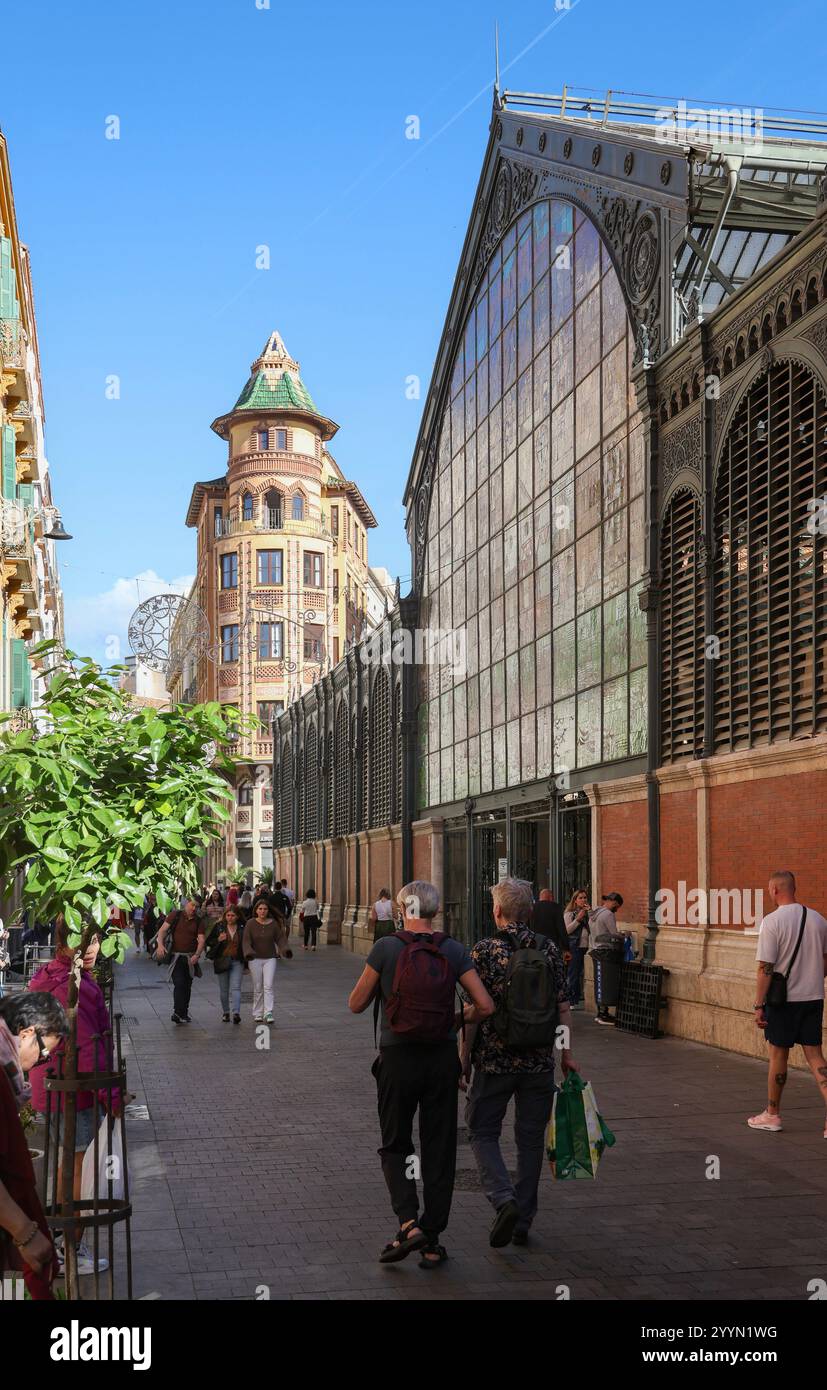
left=172, top=955, right=193, bottom=1018
left=303, top=916, right=319, bottom=947
left=373, top=1042, right=460, bottom=1240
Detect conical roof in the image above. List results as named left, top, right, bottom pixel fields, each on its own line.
left=211, top=331, right=338, bottom=441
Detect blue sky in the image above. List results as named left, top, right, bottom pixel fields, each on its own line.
left=3, top=0, right=826, bottom=662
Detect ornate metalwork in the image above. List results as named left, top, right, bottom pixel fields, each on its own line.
left=660, top=415, right=703, bottom=498
left=128, top=593, right=210, bottom=674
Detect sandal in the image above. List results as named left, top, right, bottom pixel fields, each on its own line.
left=378, top=1221, right=427, bottom=1264
left=418, top=1242, right=448, bottom=1269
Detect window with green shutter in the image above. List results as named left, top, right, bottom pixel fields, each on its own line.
left=2, top=425, right=16, bottom=500
left=11, top=639, right=31, bottom=709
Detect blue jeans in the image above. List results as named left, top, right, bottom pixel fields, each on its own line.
left=466, top=1069, right=557, bottom=1232
left=218, top=961, right=244, bottom=1015
left=567, top=937, right=586, bottom=1001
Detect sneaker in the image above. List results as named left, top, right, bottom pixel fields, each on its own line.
left=748, top=1110, right=782, bottom=1132
left=181, top=1015, right=192, bottom=1025
left=511, top=1229, right=529, bottom=1246
left=76, top=1241, right=109, bottom=1275
left=233, top=1013, right=241, bottom=1025
left=171, top=1013, right=184, bottom=1026
left=253, top=1016, right=263, bottom=1023
left=595, top=1014, right=616, bottom=1026
left=264, top=1012, right=274, bottom=1024
left=489, top=1199, right=519, bottom=1248
left=222, top=1013, right=230, bottom=1023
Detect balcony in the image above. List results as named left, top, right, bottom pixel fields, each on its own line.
left=0, top=318, right=27, bottom=372
left=1, top=706, right=37, bottom=737
left=215, top=511, right=332, bottom=541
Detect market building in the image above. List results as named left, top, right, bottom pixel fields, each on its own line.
left=274, top=88, right=827, bottom=1062
left=168, top=331, right=378, bottom=882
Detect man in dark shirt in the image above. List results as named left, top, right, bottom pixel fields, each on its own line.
left=156, top=898, right=206, bottom=1025
left=348, top=880, right=493, bottom=1269
left=463, top=877, right=576, bottom=1248
left=532, top=889, right=569, bottom=957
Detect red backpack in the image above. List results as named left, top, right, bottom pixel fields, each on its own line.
left=381, top=931, right=459, bottom=1043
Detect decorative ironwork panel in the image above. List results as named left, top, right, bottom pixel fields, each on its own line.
left=660, top=488, right=705, bottom=761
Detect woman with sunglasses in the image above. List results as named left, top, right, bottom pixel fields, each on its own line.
left=0, top=990, right=67, bottom=1298
left=27, top=916, right=121, bottom=1276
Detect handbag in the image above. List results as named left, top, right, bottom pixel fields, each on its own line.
left=547, top=1071, right=616, bottom=1180
left=765, top=905, right=807, bottom=1007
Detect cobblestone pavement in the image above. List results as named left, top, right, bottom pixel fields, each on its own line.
left=114, top=941, right=827, bottom=1302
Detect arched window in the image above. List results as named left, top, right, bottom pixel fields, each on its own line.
left=393, top=679, right=402, bottom=822
left=278, top=740, right=292, bottom=847
left=325, top=731, right=334, bottom=838
left=714, top=360, right=827, bottom=751
left=304, top=725, right=318, bottom=843
left=242, top=491, right=254, bottom=522
left=292, top=493, right=304, bottom=522
left=370, top=668, right=391, bottom=827
left=660, top=488, right=705, bottom=761
left=360, top=707, right=369, bottom=830
left=265, top=488, right=282, bottom=528
left=334, top=702, right=349, bottom=836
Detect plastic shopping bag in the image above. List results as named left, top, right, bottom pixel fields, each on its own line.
left=547, top=1071, right=616, bottom=1180
left=79, top=1116, right=127, bottom=1207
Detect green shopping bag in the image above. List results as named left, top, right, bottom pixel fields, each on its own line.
left=547, top=1070, right=616, bottom=1180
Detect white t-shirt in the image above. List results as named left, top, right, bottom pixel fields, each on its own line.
left=756, top=904, right=827, bottom=1002
left=300, top=898, right=319, bottom=918
left=374, top=900, right=394, bottom=921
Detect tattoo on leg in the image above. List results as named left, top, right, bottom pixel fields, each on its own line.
left=767, top=1100, right=778, bottom=1112
left=816, top=1065, right=827, bottom=1092
left=775, top=1073, right=788, bottom=1087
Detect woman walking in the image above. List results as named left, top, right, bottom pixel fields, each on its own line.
left=207, top=906, right=246, bottom=1025
left=204, top=888, right=225, bottom=931
left=564, top=888, right=591, bottom=1010
left=299, top=890, right=321, bottom=951
left=369, top=888, right=396, bottom=942
left=243, top=897, right=290, bottom=1024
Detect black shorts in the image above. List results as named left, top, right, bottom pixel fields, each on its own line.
left=764, top=999, right=824, bottom=1048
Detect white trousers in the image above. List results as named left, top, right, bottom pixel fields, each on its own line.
left=249, top=957, right=276, bottom=1017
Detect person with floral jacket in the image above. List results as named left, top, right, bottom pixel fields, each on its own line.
left=27, top=916, right=121, bottom=1276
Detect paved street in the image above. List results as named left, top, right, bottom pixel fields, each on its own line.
left=115, top=941, right=827, bottom=1302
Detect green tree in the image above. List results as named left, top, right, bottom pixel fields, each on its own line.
left=0, top=643, right=249, bottom=1296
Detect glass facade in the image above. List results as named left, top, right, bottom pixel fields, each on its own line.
left=417, top=198, right=647, bottom=809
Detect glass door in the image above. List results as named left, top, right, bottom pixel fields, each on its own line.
left=557, top=793, right=591, bottom=907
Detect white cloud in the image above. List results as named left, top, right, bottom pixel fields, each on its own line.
left=63, top=570, right=195, bottom=665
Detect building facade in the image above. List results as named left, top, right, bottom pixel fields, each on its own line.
left=168, top=332, right=378, bottom=882
left=274, top=91, right=827, bottom=1062
left=0, top=132, right=65, bottom=720
left=0, top=130, right=67, bottom=921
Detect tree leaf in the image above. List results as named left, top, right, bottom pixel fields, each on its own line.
left=42, top=845, right=71, bottom=864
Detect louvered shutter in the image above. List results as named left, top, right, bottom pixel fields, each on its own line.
left=660, top=488, right=704, bottom=760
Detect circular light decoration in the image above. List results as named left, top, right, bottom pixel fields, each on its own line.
left=128, top=593, right=210, bottom=675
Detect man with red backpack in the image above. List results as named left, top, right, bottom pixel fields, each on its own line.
left=348, top=880, right=494, bottom=1270
left=462, top=877, right=576, bottom=1249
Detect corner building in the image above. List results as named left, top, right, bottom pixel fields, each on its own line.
left=275, top=91, right=827, bottom=1063
left=170, top=332, right=376, bottom=881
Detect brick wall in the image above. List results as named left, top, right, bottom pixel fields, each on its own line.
left=599, top=800, right=648, bottom=925
left=710, top=773, right=827, bottom=911
left=659, top=789, right=698, bottom=902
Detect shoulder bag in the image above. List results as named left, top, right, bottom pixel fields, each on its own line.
left=765, top=905, right=807, bottom=1007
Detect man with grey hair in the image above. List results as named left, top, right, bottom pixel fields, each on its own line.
left=462, top=876, right=575, bottom=1248
left=348, top=881, right=494, bottom=1270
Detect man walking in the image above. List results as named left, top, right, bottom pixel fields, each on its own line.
left=532, top=888, right=569, bottom=957
left=348, top=881, right=494, bottom=1269
left=749, top=870, right=827, bottom=1135
left=463, top=877, right=576, bottom=1248
left=156, top=897, right=206, bottom=1025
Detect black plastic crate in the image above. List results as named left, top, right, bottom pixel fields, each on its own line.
left=615, top=961, right=668, bottom=1038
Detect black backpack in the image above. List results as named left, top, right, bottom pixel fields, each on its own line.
left=492, top=930, right=559, bottom=1049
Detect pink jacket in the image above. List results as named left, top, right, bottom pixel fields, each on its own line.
left=27, top=957, right=120, bottom=1113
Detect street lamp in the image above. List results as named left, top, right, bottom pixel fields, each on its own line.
left=43, top=510, right=72, bottom=541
